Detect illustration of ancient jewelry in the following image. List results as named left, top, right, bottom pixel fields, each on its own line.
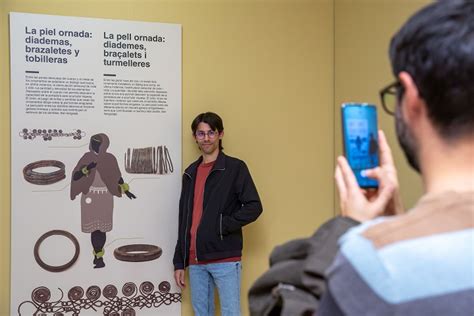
left=124, top=146, right=174, bottom=174
left=113, top=244, right=162, bottom=262
left=19, top=128, right=85, bottom=141
left=23, top=160, right=66, bottom=185
left=34, top=230, right=80, bottom=273
left=18, top=281, right=181, bottom=315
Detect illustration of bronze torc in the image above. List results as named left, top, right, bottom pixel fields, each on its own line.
left=71, top=133, right=136, bottom=269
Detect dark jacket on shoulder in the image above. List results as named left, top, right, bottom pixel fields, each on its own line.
left=248, top=216, right=359, bottom=316
left=173, top=151, right=263, bottom=270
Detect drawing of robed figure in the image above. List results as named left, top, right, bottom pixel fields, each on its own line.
left=70, top=133, right=136, bottom=268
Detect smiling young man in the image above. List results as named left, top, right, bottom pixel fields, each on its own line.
left=173, top=112, right=263, bottom=316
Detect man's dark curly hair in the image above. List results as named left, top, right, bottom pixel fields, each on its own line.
left=389, top=0, right=474, bottom=139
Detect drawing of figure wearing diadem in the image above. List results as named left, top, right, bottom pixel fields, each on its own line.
left=70, top=133, right=136, bottom=269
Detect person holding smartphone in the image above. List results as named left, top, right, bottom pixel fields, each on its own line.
left=250, top=1, right=473, bottom=315
left=323, top=1, right=474, bottom=314
left=173, top=112, right=263, bottom=316
left=248, top=129, right=401, bottom=316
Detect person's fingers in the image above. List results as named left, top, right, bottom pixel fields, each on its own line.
left=365, top=166, right=397, bottom=190
left=179, top=272, right=185, bottom=288
left=370, top=181, right=395, bottom=215
left=363, top=167, right=382, bottom=181
left=174, top=272, right=181, bottom=289
left=335, top=165, right=349, bottom=216
left=335, top=165, right=348, bottom=204
left=378, top=130, right=394, bottom=166
left=174, top=270, right=185, bottom=289
left=337, top=156, right=360, bottom=194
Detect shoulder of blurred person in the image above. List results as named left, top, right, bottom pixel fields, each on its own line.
left=324, top=191, right=474, bottom=315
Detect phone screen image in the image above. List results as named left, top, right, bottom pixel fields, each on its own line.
left=341, top=103, right=379, bottom=188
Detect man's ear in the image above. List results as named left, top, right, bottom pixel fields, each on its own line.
left=219, top=130, right=224, bottom=139
left=398, top=71, right=427, bottom=123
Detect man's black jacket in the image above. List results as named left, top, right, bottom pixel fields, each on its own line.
left=173, top=151, right=263, bottom=270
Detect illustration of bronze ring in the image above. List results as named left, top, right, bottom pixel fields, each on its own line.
left=159, top=281, right=171, bottom=293
left=113, top=244, right=162, bottom=262
left=23, top=160, right=66, bottom=185
left=34, top=230, right=80, bottom=272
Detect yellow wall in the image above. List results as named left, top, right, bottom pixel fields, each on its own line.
left=334, top=0, right=428, bottom=209
left=0, top=0, right=429, bottom=315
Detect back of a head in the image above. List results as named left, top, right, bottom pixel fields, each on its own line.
left=389, top=0, right=474, bottom=139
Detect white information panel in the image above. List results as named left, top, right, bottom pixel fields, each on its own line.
left=10, top=12, right=181, bottom=315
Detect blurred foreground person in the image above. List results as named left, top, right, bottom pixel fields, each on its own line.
left=249, top=1, right=474, bottom=315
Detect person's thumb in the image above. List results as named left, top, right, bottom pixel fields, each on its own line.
left=370, top=182, right=395, bottom=216
left=363, top=167, right=382, bottom=180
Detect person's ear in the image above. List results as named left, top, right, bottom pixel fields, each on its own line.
left=398, top=71, right=427, bottom=123
left=219, top=130, right=224, bottom=140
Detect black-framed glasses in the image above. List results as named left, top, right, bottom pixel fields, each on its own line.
left=195, top=130, right=218, bottom=140
left=379, top=81, right=402, bottom=115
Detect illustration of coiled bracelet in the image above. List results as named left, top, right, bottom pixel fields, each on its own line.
left=124, top=145, right=174, bottom=174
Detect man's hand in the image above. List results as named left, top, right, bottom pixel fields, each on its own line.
left=335, top=130, right=403, bottom=222
left=174, top=269, right=186, bottom=290
left=124, top=190, right=137, bottom=199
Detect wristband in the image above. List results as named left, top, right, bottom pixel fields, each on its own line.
left=120, top=182, right=130, bottom=193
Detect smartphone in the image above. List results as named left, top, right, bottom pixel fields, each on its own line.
left=341, top=103, right=379, bottom=188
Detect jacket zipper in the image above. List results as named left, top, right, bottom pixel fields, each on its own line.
left=183, top=172, right=192, bottom=268
left=195, top=167, right=225, bottom=262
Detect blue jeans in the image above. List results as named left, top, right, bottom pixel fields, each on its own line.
left=189, top=261, right=242, bottom=316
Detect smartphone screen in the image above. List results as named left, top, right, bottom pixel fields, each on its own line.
left=341, top=103, right=379, bottom=188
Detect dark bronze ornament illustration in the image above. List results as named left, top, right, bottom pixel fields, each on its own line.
left=86, top=285, right=101, bottom=301
left=33, top=230, right=80, bottom=273
left=139, top=282, right=154, bottom=296
left=23, top=160, right=66, bottom=185
left=18, top=281, right=181, bottom=315
left=67, top=286, right=84, bottom=301
left=158, top=281, right=170, bottom=294
left=103, top=284, right=118, bottom=299
left=32, top=286, right=51, bottom=303
left=124, top=146, right=173, bottom=174
left=122, top=282, right=137, bottom=297
left=19, top=128, right=85, bottom=141
left=113, top=244, right=162, bottom=262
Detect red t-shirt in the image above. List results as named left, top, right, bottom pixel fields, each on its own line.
left=188, top=160, right=241, bottom=265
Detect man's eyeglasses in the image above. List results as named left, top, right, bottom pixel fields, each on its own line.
left=379, top=81, right=402, bottom=116
left=195, top=130, right=219, bottom=140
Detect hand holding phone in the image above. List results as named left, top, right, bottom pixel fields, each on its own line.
left=341, top=103, right=379, bottom=188
left=335, top=130, right=404, bottom=222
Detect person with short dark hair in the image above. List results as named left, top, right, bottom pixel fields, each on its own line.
left=325, top=0, right=474, bottom=314
left=173, top=112, right=263, bottom=316
left=249, top=1, right=474, bottom=315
